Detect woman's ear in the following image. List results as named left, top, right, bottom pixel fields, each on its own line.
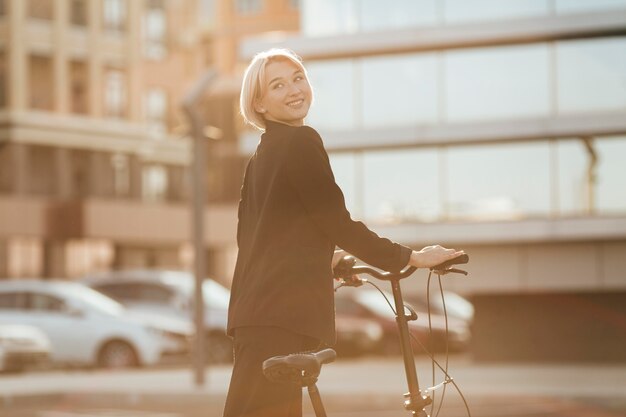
left=254, top=100, right=266, bottom=114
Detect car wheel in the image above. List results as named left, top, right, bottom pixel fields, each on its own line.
left=207, top=333, right=233, bottom=364
left=97, top=340, right=139, bottom=369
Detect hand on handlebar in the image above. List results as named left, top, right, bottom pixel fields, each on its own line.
left=409, top=245, right=465, bottom=269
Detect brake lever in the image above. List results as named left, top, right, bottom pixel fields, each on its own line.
left=334, top=276, right=367, bottom=291
left=431, top=267, right=468, bottom=276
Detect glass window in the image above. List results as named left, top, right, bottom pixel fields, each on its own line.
left=103, top=0, right=126, bottom=32
left=70, top=0, right=88, bottom=26
left=557, top=37, right=626, bottom=114
left=0, top=52, right=6, bottom=109
left=144, top=0, right=167, bottom=60
left=104, top=69, right=126, bottom=118
left=29, top=145, right=56, bottom=196
left=362, top=148, right=440, bottom=223
left=306, top=59, right=357, bottom=130
left=142, top=164, right=168, bottom=202
left=144, top=88, right=168, bottom=137
left=301, top=0, right=357, bottom=36
left=0, top=292, right=26, bottom=310
left=329, top=153, right=360, bottom=217
left=555, top=0, right=626, bottom=14
left=596, top=137, right=626, bottom=214
left=444, top=0, right=548, bottom=24
left=361, top=53, right=439, bottom=128
left=28, top=0, right=53, bottom=20
left=235, top=0, right=262, bottom=15
left=94, top=283, right=138, bottom=302
left=447, top=142, right=551, bottom=219
left=445, top=44, right=551, bottom=122
left=29, top=55, right=54, bottom=111
left=359, top=0, right=438, bottom=32
left=70, top=60, right=88, bottom=114
left=28, top=293, right=66, bottom=312
left=136, top=283, right=173, bottom=303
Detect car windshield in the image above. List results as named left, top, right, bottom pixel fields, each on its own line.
left=64, top=284, right=125, bottom=316
left=161, top=273, right=230, bottom=309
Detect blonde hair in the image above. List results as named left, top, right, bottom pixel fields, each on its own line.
left=240, top=48, right=312, bottom=131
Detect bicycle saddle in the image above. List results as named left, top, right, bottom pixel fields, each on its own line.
left=263, top=348, right=337, bottom=385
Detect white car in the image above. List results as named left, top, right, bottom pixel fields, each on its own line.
left=0, top=324, right=51, bottom=372
left=0, top=280, right=193, bottom=369
left=82, top=269, right=233, bottom=363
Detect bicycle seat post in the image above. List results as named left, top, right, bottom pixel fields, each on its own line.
left=390, top=278, right=432, bottom=415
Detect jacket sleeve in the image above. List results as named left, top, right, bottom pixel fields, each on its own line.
left=284, top=126, right=412, bottom=273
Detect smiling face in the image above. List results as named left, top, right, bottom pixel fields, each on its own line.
left=255, top=58, right=313, bottom=127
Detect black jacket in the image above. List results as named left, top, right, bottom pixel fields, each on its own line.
left=227, top=120, right=412, bottom=345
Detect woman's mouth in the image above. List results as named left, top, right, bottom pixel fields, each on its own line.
left=287, top=99, right=304, bottom=108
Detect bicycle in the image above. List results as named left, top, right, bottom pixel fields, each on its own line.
left=263, top=253, right=470, bottom=417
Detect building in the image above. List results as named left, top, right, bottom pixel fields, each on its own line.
left=0, top=0, right=231, bottom=281
left=239, top=0, right=626, bottom=361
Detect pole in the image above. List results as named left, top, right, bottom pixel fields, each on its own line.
left=181, top=70, right=217, bottom=387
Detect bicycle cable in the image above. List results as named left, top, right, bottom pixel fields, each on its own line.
left=365, top=273, right=472, bottom=417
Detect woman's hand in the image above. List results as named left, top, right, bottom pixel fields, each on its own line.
left=408, top=245, right=465, bottom=269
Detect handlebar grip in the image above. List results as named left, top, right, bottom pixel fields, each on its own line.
left=431, top=254, right=469, bottom=271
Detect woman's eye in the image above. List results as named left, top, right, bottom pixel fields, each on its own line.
left=295, top=76, right=304, bottom=81
left=273, top=83, right=283, bottom=89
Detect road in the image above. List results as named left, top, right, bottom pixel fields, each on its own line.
left=1, top=355, right=625, bottom=416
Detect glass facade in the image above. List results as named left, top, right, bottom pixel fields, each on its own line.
left=306, top=36, right=626, bottom=129
left=329, top=137, right=626, bottom=224
left=302, top=0, right=626, bottom=35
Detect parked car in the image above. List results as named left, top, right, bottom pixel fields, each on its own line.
left=0, top=280, right=192, bottom=369
left=334, top=315, right=384, bottom=357
left=82, top=269, right=233, bottom=363
left=0, top=324, right=51, bottom=373
left=335, top=287, right=471, bottom=355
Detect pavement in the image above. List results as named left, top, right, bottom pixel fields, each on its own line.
left=1, top=355, right=625, bottom=416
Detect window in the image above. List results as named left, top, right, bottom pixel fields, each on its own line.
left=94, top=283, right=138, bottom=302
left=0, top=0, right=5, bottom=16
left=28, top=293, right=66, bottom=312
left=142, top=165, right=168, bottom=202
left=144, top=88, right=169, bottom=137
left=359, top=0, right=437, bottom=32
left=70, top=60, right=88, bottom=114
left=305, top=59, right=357, bottom=130
left=29, top=55, right=54, bottom=111
left=447, top=142, right=551, bottom=219
left=0, top=52, right=6, bottom=109
left=443, top=0, right=548, bottom=24
left=557, top=37, right=626, bottom=114
left=28, top=145, right=56, bottom=195
left=70, top=0, right=88, bottom=26
left=103, top=0, right=126, bottom=32
left=136, top=283, right=173, bottom=303
left=111, top=153, right=130, bottom=197
left=555, top=0, right=626, bottom=14
left=0, top=292, right=27, bottom=310
left=28, top=0, right=53, bottom=20
left=444, top=43, right=550, bottom=122
left=361, top=53, right=439, bottom=127
left=363, top=149, right=440, bottom=223
left=104, top=69, right=126, bottom=118
left=235, top=0, right=262, bottom=15
left=144, top=0, right=167, bottom=59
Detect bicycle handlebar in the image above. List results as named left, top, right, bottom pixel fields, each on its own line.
left=334, top=253, right=469, bottom=283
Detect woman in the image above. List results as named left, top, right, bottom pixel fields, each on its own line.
left=224, top=48, right=464, bottom=417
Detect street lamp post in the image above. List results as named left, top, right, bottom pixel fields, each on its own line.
left=181, top=70, right=217, bottom=387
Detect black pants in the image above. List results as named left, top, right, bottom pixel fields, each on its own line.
left=223, top=326, right=320, bottom=417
